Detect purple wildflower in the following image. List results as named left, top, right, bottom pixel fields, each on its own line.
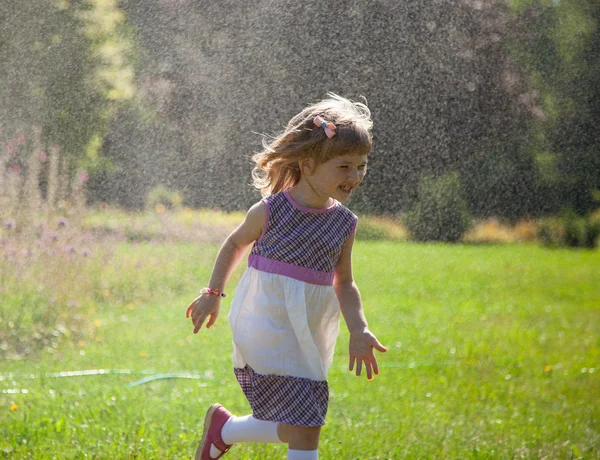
left=63, top=245, right=77, bottom=255
left=3, top=219, right=16, bottom=231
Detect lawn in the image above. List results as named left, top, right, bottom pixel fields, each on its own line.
left=1, top=237, right=598, bottom=459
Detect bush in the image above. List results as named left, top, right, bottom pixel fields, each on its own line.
left=404, top=172, right=472, bottom=243
left=537, top=217, right=565, bottom=247
left=585, top=219, right=600, bottom=248
left=538, top=209, right=599, bottom=249
left=563, top=209, right=586, bottom=247
left=145, top=185, right=183, bottom=211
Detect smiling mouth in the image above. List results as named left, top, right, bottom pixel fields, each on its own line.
left=339, top=185, right=353, bottom=193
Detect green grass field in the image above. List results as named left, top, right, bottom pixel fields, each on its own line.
left=1, top=239, right=599, bottom=459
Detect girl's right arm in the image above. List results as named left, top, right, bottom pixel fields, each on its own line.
left=185, top=201, right=266, bottom=333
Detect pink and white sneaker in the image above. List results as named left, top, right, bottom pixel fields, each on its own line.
left=195, top=404, right=233, bottom=460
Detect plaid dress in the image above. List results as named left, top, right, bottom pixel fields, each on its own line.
left=228, top=190, right=357, bottom=426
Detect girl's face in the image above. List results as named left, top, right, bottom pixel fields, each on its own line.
left=303, top=153, right=368, bottom=203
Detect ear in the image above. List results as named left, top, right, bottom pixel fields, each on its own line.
left=300, top=158, right=316, bottom=176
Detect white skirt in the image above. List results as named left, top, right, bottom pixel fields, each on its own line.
left=229, top=266, right=340, bottom=382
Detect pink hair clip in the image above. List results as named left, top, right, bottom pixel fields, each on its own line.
left=313, top=116, right=336, bottom=139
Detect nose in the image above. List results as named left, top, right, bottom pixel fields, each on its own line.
left=349, top=168, right=363, bottom=183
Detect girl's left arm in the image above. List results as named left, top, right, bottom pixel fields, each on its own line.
left=334, top=232, right=387, bottom=380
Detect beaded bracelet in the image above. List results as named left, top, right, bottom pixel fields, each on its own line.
left=200, top=287, right=226, bottom=298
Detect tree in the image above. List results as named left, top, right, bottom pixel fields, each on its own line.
left=0, top=0, right=135, bottom=175
left=114, top=0, right=535, bottom=215
left=404, top=172, right=472, bottom=242
left=509, top=0, right=600, bottom=215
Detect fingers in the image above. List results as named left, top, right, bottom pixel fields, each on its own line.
left=349, top=350, right=381, bottom=379
left=193, top=312, right=208, bottom=334
left=370, top=352, right=380, bottom=376
left=373, top=341, right=388, bottom=353
left=185, top=301, right=195, bottom=318
left=186, top=296, right=221, bottom=333
left=205, top=309, right=220, bottom=329
left=364, top=358, right=374, bottom=380
left=369, top=335, right=388, bottom=353
left=350, top=356, right=375, bottom=379
left=186, top=296, right=202, bottom=318
left=367, top=340, right=385, bottom=377
left=190, top=299, right=207, bottom=333
left=355, top=359, right=362, bottom=377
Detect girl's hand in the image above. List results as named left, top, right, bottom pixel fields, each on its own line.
left=185, top=295, right=221, bottom=333
left=349, top=329, right=387, bottom=380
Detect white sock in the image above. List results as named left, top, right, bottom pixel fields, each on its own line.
left=287, top=449, right=318, bottom=460
left=221, top=415, right=282, bottom=444
left=209, top=415, right=282, bottom=458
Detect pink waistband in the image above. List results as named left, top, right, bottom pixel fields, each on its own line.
left=248, top=254, right=334, bottom=286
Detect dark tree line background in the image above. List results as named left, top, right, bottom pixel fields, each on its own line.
left=1, top=0, right=598, bottom=218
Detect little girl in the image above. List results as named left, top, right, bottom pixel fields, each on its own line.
left=186, top=93, right=387, bottom=460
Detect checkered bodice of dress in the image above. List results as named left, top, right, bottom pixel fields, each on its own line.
left=248, top=190, right=357, bottom=286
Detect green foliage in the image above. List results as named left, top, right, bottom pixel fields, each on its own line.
left=462, top=140, right=539, bottom=219
left=563, top=210, right=587, bottom=247
left=538, top=209, right=600, bottom=248
left=145, top=185, right=183, bottom=211
left=588, top=213, right=600, bottom=248
left=404, top=172, right=472, bottom=243
left=537, top=217, right=565, bottom=247
left=0, top=0, right=136, bottom=170
left=509, top=0, right=600, bottom=214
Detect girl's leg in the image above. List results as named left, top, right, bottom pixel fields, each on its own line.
left=221, top=414, right=282, bottom=444
left=208, top=414, right=320, bottom=459
left=207, top=413, right=283, bottom=459
left=277, top=423, right=321, bottom=459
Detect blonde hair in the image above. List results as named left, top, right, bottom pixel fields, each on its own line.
left=252, top=93, right=373, bottom=197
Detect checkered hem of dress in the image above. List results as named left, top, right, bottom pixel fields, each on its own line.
left=234, top=365, right=329, bottom=427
